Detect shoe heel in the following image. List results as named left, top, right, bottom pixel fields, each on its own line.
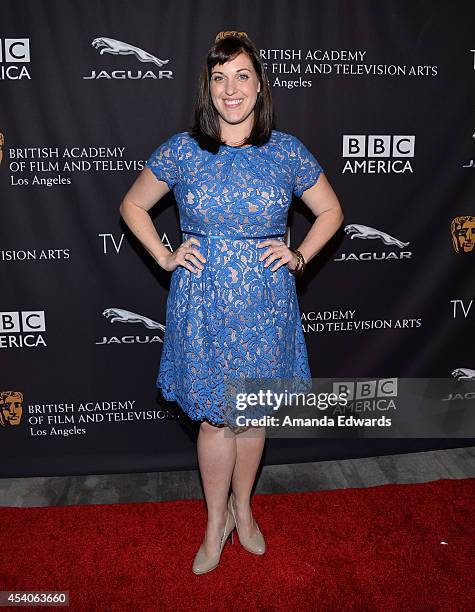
left=228, top=491, right=266, bottom=556
left=192, top=509, right=233, bottom=575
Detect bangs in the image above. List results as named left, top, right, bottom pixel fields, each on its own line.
left=208, top=38, right=247, bottom=69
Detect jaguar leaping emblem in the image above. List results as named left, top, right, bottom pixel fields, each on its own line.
left=91, top=38, right=169, bottom=67
left=451, top=368, right=475, bottom=380
left=344, top=224, right=410, bottom=248
left=102, top=308, right=165, bottom=331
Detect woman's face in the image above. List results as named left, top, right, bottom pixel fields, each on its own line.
left=209, top=51, right=261, bottom=128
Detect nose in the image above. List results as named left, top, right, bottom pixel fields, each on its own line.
left=225, top=80, right=237, bottom=96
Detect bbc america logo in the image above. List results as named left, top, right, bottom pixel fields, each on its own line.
left=343, top=135, right=415, bottom=157
left=0, top=311, right=46, bottom=348
left=342, top=135, right=415, bottom=173
left=0, top=38, right=30, bottom=62
left=0, top=38, right=31, bottom=80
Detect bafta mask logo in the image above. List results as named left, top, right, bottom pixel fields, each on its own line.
left=451, top=216, right=474, bottom=254
left=0, top=391, right=23, bottom=427
left=0, top=132, right=4, bottom=166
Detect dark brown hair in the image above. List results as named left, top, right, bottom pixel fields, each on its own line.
left=188, top=32, right=276, bottom=153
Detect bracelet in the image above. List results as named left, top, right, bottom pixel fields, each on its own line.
left=289, top=248, right=306, bottom=276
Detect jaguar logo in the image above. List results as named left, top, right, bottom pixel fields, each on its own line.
left=91, top=38, right=169, bottom=67
left=102, top=308, right=165, bottom=330
left=344, top=224, right=410, bottom=248
left=97, top=308, right=165, bottom=345
left=452, top=368, right=475, bottom=380
left=334, top=223, right=412, bottom=262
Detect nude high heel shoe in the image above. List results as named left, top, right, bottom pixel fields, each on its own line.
left=228, top=492, right=266, bottom=555
left=192, top=507, right=235, bottom=575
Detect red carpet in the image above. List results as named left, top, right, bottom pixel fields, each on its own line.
left=1, top=478, right=474, bottom=611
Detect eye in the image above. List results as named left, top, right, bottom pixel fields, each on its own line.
left=211, top=75, right=223, bottom=81
left=238, top=74, right=249, bottom=79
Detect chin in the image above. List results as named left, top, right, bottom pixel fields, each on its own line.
left=222, top=106, right=253, bottom=120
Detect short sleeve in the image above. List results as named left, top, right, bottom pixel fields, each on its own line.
left=145, top=134, right=180, bottom=190
left=291, top=136, right=324, bottom=198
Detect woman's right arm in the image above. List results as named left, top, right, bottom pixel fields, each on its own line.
left=119, top=167, right=204, bottom=273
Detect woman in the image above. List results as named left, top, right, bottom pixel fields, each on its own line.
left=120, top=30, right=343, bottom=575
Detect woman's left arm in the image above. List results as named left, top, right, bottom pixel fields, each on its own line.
left=296, top=173, right=344, bottom=264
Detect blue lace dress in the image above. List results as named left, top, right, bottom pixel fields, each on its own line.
left=146, top=130, right=324, bottom=426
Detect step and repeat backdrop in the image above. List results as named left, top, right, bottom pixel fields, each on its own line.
left=1, top=0, right=474, bottom=476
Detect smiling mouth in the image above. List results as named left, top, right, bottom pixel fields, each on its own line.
left=223, top=98, right=243, bottom=108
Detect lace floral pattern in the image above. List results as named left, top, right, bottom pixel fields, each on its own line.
left=146, top=130, right=324, bottom=425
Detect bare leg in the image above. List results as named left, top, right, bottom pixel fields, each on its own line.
left=197, top=420, right=236, bottom=555
left=231, top=426, right=266, bottom=538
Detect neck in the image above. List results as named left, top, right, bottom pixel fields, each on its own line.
left=221, top=133, right=250, bottom=146
left=220, top=117, right=253, bottom=146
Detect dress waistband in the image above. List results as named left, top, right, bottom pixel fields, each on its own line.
left=182, top=229, right=286, bottom=240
